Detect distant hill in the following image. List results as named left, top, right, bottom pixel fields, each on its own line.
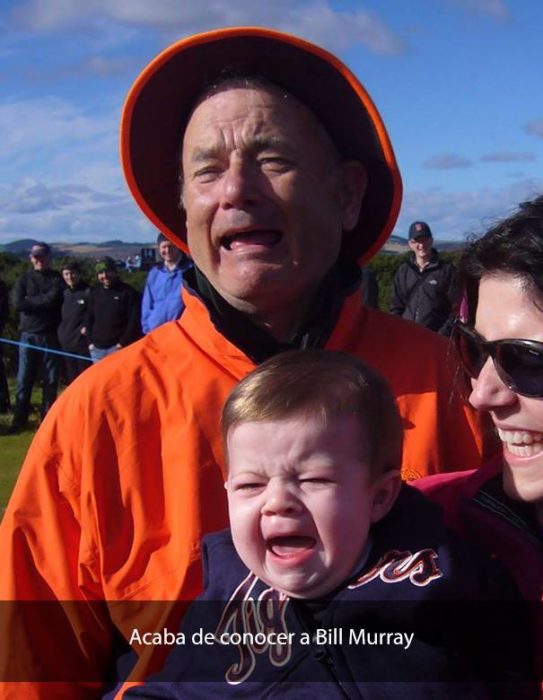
left=0, top=239, right=155, bottom=261
left=384, top=235, right=465, bottom=254
left=2, top=239, right=41, bottom=255
left=388, top=234, right=407, bottom=245
left=1, top=235, right=465, bottom=260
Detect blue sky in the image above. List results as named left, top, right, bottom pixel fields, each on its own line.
left=1, top=0, right=542, bottom=244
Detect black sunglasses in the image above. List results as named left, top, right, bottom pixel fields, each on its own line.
left=453, top=321, right=543, bottom=398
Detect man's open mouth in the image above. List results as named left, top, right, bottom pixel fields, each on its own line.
left=220, top=229, right=283, bottom=251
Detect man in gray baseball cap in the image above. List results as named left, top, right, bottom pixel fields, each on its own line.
left=9, top=241, right=63, bottom=432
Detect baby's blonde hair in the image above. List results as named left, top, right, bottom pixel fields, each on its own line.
left=221, top=350, right=403, bottom=479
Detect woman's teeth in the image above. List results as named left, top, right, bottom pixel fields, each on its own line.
left=497, top=428, right=543, bottom=457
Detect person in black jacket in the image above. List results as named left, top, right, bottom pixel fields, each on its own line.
left=0, top=276, right=10, bottom=413
left=9, top=242, right=64, bottom=432
left=86, top=256, right=141, bottom=363
left=58, top=259, right=91, bottom=383
left=390, top=221, right=456, bottom=335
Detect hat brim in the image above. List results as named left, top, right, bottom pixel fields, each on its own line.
left=121, top=26, right=402, bottom=265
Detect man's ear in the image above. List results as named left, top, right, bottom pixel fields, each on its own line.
left=178, top=175, right=186, bottom=211
left=340, top=161, right=367, bottom=232
left=370, top=469, right=402, bottom=524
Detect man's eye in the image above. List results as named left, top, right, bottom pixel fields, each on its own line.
left=300, top=477, right=331, bottom=485
left=259, top=157, right=291, bottom=172
left=194, top=166, right=222, bottom=181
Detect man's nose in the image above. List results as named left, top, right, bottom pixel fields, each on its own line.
left=468, top=356, right=518, bottom=412
left=261, top=481, right=302, bottom=517
left=220, top=159, right=261, bottom=209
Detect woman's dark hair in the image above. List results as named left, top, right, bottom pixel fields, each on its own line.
left=459, top=195, right=543, bottom=323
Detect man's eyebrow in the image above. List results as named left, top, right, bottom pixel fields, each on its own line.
left=249, top=135, right=291, bottom=152
left=189, top=146, right=222, bottom=163
left=188, top=136, right=293, bottom=162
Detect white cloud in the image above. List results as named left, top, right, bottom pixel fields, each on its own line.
left=1, top=178, right=57, bottom=213
left=83, top=55, right=134, bottom=77
left=0, top=97, right=111, bottom=161
left=422, top=153, right=474, bottom=169
left=480, top=151, right=536, bottom=163
left=442, top=0, right=509, bottom=21
left=286, top=2, right=405, bottom=55
left=525, top=119, right=543, bottom=139
left=397, top=177, right=543, bottom=241
left=0, top=96, right=121, bottom=195
left=10, top=0, right=406, bottom=55
left=0, top=176, right=153, bottom=244
left=9, top=0, right=80, bottom=31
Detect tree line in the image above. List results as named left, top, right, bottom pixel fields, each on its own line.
left=0, top=248, right=463, bottom=376
left=0, top=252, right=148, bottom=375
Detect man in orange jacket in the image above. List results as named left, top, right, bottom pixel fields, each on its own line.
left=0, top=27, right=494, bottom=698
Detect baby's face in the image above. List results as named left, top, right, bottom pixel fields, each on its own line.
left=226, top=413, right=394, bottom=599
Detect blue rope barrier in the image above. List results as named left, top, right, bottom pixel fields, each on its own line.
left=0, top=337, right=93, bottom=362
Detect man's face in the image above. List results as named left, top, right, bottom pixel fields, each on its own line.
left=97, top=269, right=117, bottom=288
left=62, top=269, right=80, bottom=289
left=181, top=86, right=365, bottom=315
left=226, top=414, right=394, bottom=598
left=158, top=240, right=180, bottom=264
left=408, top=235, right=432, bottom=264
left=30, top=253, right=50, bottom=271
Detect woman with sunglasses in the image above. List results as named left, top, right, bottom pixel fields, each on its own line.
left=416, top=195, right=543, bottom=678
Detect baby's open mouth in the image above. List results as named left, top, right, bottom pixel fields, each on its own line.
left=267, top=536, right=316, bottom=556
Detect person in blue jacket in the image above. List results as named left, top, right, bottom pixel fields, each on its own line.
left=141, top=233, right=192, bottom=333
left=126, top=351, right=535, bottom=699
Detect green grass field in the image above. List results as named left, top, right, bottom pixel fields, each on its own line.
left=0, top=417, right=35, bottom=509
left=0, top=380, right=44, bottom=509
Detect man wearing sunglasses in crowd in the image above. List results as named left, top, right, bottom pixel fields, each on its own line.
left=416, top=194, right=543, bottom=679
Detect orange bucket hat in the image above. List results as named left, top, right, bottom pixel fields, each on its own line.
left=120, top=26, right=402, bottom=265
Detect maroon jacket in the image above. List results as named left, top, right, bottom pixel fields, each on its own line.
left=415, top=458, right=543, bottom=687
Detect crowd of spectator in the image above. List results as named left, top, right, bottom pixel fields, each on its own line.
left=1, top=233, right=193, bottom=433
left=0, top=220, right=457, bottom=433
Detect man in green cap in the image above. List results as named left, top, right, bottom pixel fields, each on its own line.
left=86, top=256, right=141, bottom=362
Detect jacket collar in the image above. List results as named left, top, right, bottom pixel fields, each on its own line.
left=409, top=249, right=440, bottom=271
left=183, top=263, right=360, bottom=364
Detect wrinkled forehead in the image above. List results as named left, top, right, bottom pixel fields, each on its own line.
left=191, top=75, right=289, bottom=113
left=182, top=79, right=340, bottom=164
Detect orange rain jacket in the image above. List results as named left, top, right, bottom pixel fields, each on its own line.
left=0, top=287, right=492, bottom=698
